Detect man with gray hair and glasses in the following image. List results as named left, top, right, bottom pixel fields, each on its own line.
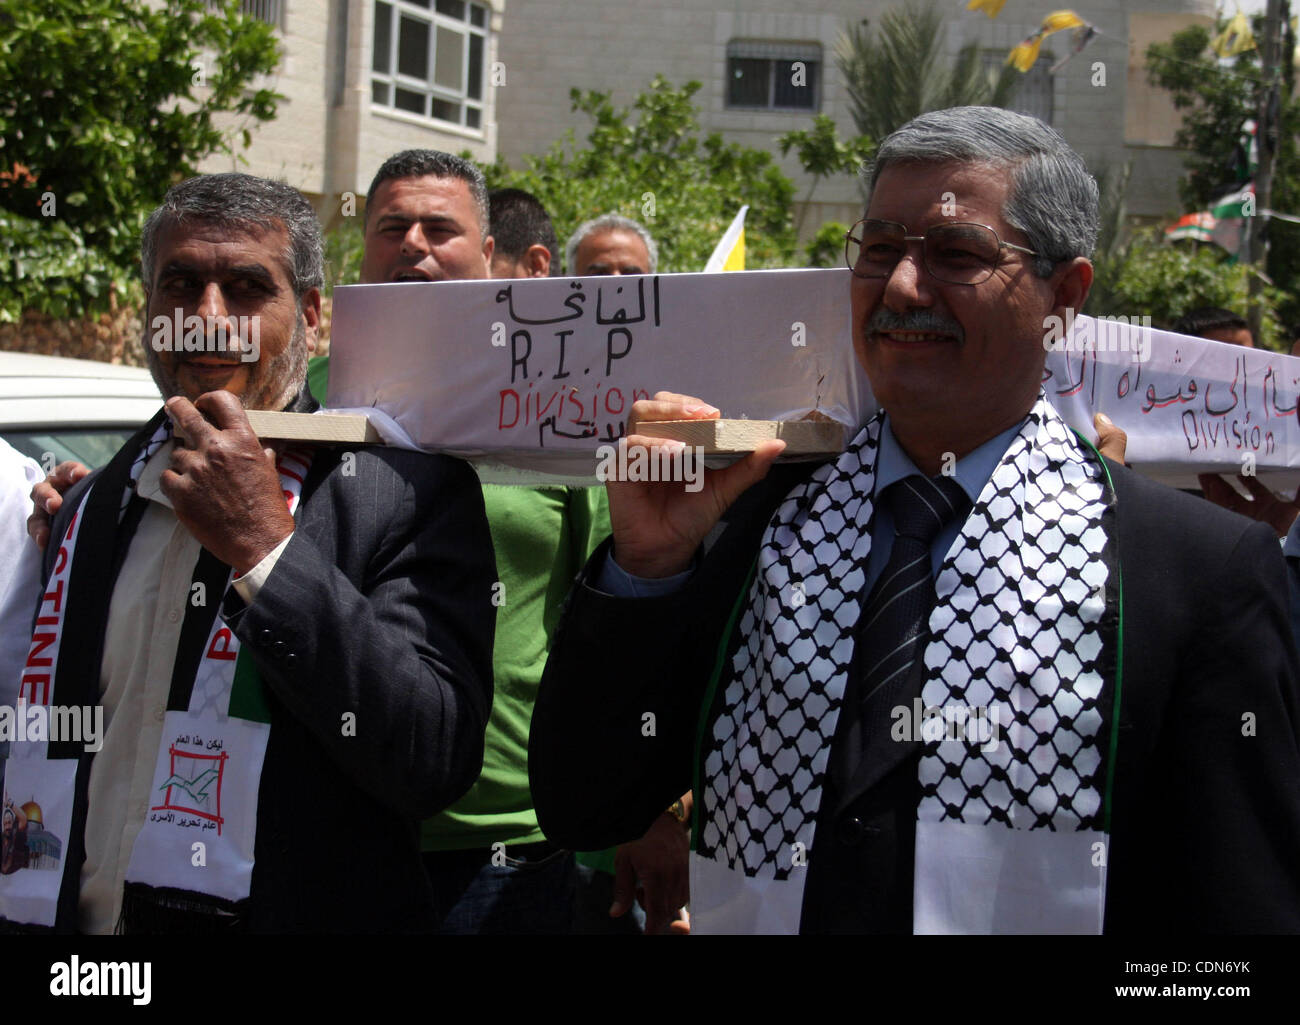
left=531, top=107, right=1300, bottom=934
left=566, top=213, right=657, bottom=276
left=1, top=173, right=495, bottom=933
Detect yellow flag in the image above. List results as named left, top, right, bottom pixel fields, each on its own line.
left=704, top=206, right=747, bottom=273
left=966, top=0, right=1008, bottom=18
left=1211, top=10, right=1256, bottom=57
left=723, top=228, right=745, bottom=271
left=1007, top=33, right=1044, bottom=72
left=1040, top=10, right=1084, bottom=35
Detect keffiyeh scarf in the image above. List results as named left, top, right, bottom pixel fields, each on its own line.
left=690, top=394, right=1122, bottom=934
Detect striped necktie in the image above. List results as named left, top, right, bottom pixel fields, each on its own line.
left=832, top=473, right=971, bottom=787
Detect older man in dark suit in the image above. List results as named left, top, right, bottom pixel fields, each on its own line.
left=0, top=173, right=495, bottom=932
left=529, top=107, right=1300, bottom=934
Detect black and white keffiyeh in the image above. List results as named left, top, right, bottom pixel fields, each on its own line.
left=691, top=393, right=1118, bottom=934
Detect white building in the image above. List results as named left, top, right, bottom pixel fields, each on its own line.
left=199, top=1, right=1215, bottom=238
left=197, top=0, right=505, bottom=222
left=493, top=0, right=1217, bottom=237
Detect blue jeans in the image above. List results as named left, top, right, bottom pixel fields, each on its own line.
left=424, top=842, right=577, bottom=935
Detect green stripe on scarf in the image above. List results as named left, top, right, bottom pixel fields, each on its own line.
left=228, top=649, right=272, bottom=724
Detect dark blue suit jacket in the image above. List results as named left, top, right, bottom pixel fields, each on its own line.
left=43, top=411, right=497, bottom=932
left=531, top=459, right=1300, bottom=933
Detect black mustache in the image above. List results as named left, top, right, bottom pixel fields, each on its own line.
left=867, top=309, right=964, bottom=341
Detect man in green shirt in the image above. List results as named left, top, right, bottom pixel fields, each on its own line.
left=313, top=161, right=612, bottom=932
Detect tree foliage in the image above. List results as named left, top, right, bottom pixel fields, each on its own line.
left=0, top=0, right=281, bottom=320
left=323, top=218, right=365, bottom=295
left=777, top=113, right=872, bottom=237
left=1083, top=160, right=1132, bottom=316
left=1145, top=22, right=1280, bottom=208
left=836, top=2, right=1019, bottom=149
left=1146, top=17, right=1300, bottom=329
left=482, top=77, right=797, bottom=271
left=778, top=114, right=869, bottom=183
left=802, top=220, right=852, bottom=269
left=0, top=210, right=125, bottom=323
left=1090, top=228, right=1285, bottom=350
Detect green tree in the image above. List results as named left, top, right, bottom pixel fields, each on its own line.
left=778, top=1, right=1017, bottom=254
left=836, top=2, right=1019, bottom=150
left=777, top=113, right=872, bottom=237
left=802, top=220, right=852, bottom=269
left=1082, top=160, right=1132, bottom=316
left=1146, top=17, right=1300, bottom=328
left=482, top=77, right=797, bottom=271
left=0, top=0, right=281, bottom=320
left=1090, top=228, right=1286, bottom=350
left=1146, top=23, right=1269, bottom=209
left=323, top=218, right=365, bottom=294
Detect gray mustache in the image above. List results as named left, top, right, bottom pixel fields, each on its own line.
left=866, top=309, right=964, bottom=342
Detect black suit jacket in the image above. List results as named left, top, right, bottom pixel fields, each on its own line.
left=47, top=422, right=497, bottom=932
left=529, top=459, right=1300, bottom=933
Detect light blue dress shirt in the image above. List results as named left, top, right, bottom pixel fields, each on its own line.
left=597, top=416, right=1026, bottom=597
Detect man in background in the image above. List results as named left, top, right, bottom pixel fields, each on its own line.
left=1168, top=305, right=1300, bottom=542
left=489, top=188, right=558, bottom=278
left=0, top=438, right=43, bottom=799
left=561, top=210, right=690, bottom=934
left=567, top=213, right=656, bottom=276
left=359, top=165, right=608, bottom=933
left=1172, top=306, right=1255, bottom=348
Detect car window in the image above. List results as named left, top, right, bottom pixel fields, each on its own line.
left=1, top=429, right=137, bottom=471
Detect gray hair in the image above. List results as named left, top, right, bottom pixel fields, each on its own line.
left=140, top=173, right=324, bottom=298
left=366, top=149, right=490, bottom=241
left=865, top=106, right=1099, bottom=278
left=566, top=213, right=658, bottom=274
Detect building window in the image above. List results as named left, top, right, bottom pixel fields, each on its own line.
left=371, top=0, right=488, bottom=131
left=206, top=0, right=284, bottom=27
left=985, top=51, right=1054, bottom=125
left=726, top=41, right=820, bottom=112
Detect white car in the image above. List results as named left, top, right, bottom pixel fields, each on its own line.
left=0, top=351, right=161, bottom=470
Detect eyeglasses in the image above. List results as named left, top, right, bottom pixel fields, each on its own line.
left=844, top=219, right=1040, bottom=285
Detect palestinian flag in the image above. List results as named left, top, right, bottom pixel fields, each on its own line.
left=1164, top=211, right=1216, bottom=243
left=1209, top=185, right=1255, bottom=256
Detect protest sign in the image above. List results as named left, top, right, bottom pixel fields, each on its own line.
left=1045, top=314, right=1300, bottom=491
left=327, top=269, right=872, bottom=482
left=327, top=270, right=1300, bottom=492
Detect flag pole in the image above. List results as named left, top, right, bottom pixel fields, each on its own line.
left=1248, top=0, right=1286, bottom=342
